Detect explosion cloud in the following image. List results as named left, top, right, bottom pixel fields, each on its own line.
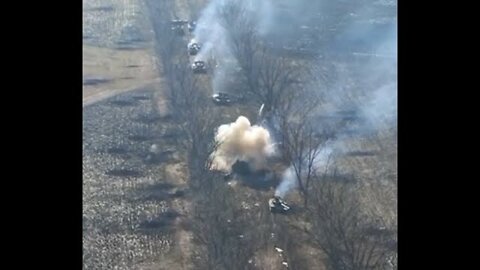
left=211, top=116, right=276, bottom=172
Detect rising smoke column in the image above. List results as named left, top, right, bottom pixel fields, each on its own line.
left=275, top=18, right=397, bottom=198
left=275, top=166, right=296, bottom=198
left=275, top=142, right=336, bottom=198
left=191, top=0, right=274, bottom=94
left=192, top=0, right=233, bottom=94
left=211, top=116, right=276, bottom=172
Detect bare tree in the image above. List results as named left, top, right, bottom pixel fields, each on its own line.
left=144, top=0, right=183, bottom=77
left=162, top=54, right=222, bottom=187
left=215, top=0, right=305, bottom=114
left=282, top=119, right=332, bottom=207
left=190, top=172, right=256, bottom=270
left=308, top=178, right=396, bottom=270
left=256, top=49, right=305, bottom=112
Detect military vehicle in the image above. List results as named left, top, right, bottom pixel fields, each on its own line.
left=269, top=196, right=291, bottom=214
left=191, top=61, right=207, bottom=73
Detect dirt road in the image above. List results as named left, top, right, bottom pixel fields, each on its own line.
left=83, top=0, right=158, bottom=107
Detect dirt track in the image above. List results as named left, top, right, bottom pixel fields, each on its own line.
left=83, top=0, right=158, bottom=107
left=83, top=77, right=161, bottom=107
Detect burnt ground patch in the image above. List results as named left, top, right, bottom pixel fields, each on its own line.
left=227, top=160, right=280, bottom=190
left=134, top=113, right=164, bottom=124
left=83, top=77, right=111, bottom=86
left=139, top=188, right=188, bottom=202
left=169, top=189, right=186, bottom=198
left=159, top=210, right=181, bottom=219
left=145, top=182, right=177, bottom=190
left=105, top=168, right=144, bottom=178
left=85, top=6, right=115, bottom=12
left=108, top=99, right=138, bottom=107
left=136, top=211, right=180, bottom=234
left=138, top=219, right=173, bottom=233
left=135, top=182, right=187, bottom=202
left=234, top=171, right=279, bottom=191
left=141, top=190, right=171, bottom=202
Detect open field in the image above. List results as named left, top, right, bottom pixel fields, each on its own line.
left=83, top=0, right=158, bottom=106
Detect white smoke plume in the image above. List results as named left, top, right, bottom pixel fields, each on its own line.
left=275, top=166, right=296, bottom=198
left=192, top=0, right=274, bottom=94
left=258, top=103, right=265, bottom=118
left=313, top=144, right=335, bottom=173
left=211, top=116, right=276, bottom=172
left=192, top=0, right=234, bottom=94
left=275, top=17, right=397, bottom=197
left=360, top=81, right=397, bottom=129
left=275, top=142, right=336, bottom=198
